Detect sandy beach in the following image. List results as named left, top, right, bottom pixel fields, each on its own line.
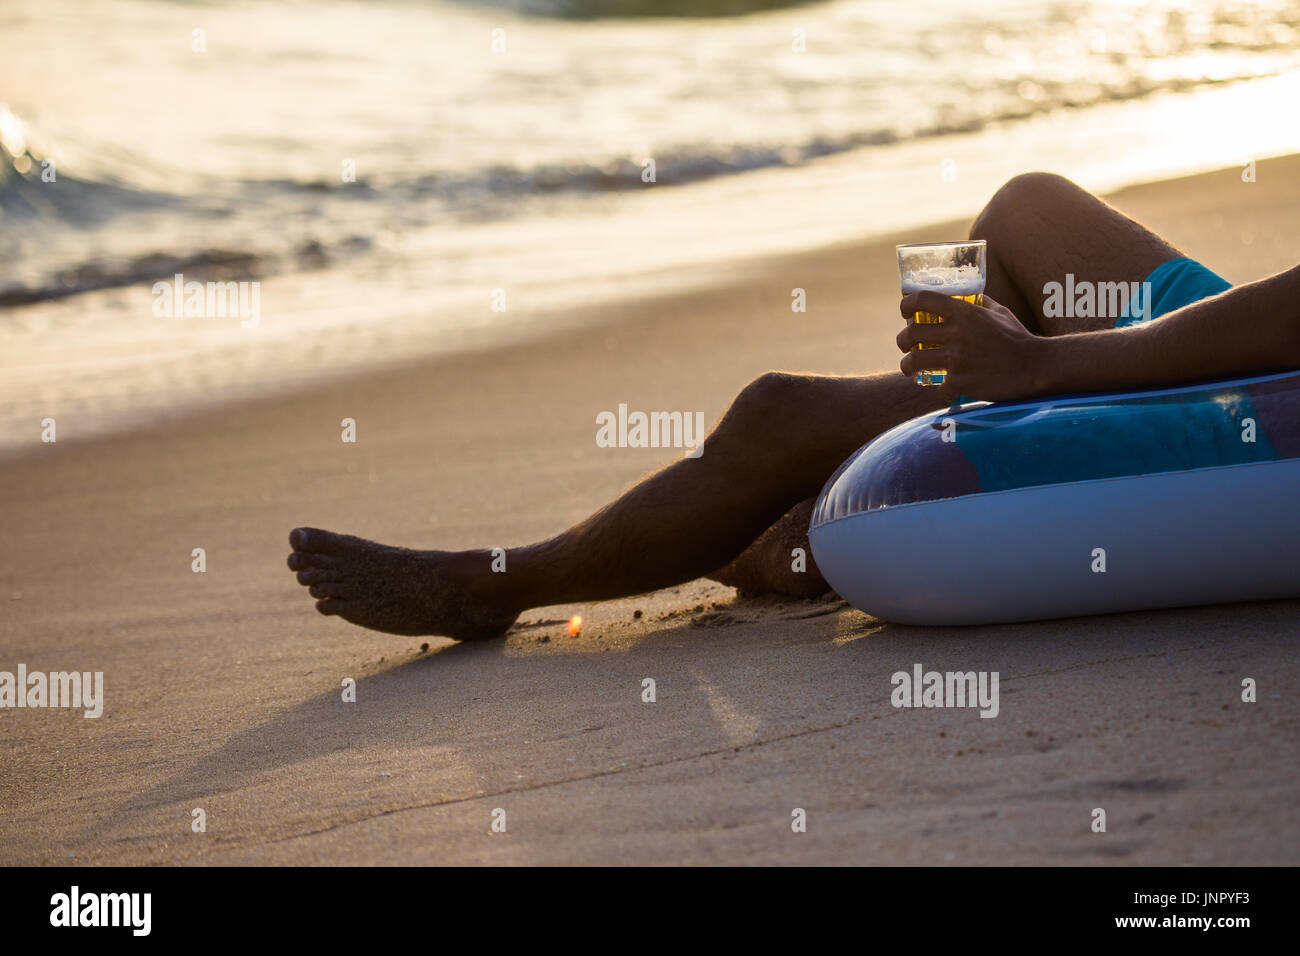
left=2, top=158, right=1298, bottom=865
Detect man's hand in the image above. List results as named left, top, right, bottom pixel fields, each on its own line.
left=896, top=292, right=1046, bottom=402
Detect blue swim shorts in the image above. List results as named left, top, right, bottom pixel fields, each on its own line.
left=952, top=257, right=1232, bottom=404
left=1115, top=256, right=1232, bottom=327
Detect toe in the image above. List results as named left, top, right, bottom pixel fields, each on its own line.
left=315, top=597, right=350, bottom=615
left=296, top=567, right=336, bottom=585
left=290, top=527, right=342, bottom=553
left=288, top=551, right=336, bottom=571
left=309, top=582, right=349, bottom=599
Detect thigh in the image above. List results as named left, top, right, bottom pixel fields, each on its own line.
left=971, top=173, right=1184, bottom=337
left=735, top=371, right=950, bottom=502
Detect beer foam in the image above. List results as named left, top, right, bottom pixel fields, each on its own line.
left=900, top=264, right=985, bottom=297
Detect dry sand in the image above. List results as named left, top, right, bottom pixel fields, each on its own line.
left=2, top=159, right=1298, bottom=865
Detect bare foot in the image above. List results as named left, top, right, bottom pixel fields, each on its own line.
left=708, top=500, right=831, bottom=599
left=286, top=527, right=519, bottom=641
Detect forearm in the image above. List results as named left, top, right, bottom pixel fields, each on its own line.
left=1035, top=265, right=1300, bottom=394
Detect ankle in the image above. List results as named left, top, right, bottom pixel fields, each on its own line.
left=455, top=548, right=525, bottom=614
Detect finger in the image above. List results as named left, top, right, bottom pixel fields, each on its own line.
left=897, top=321, right=956, bottom=352
left=900, top=290, right=984, bottom=321
left=900, top=347, right=951, bottom=376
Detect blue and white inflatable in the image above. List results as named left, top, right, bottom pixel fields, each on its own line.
left=808, top=371, right=1300, bottom=625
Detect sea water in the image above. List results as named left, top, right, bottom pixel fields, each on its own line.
left=3, top=0, right=1300, bottom=451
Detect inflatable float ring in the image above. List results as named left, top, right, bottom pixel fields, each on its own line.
left=809, top=371, right=1300, bottom=625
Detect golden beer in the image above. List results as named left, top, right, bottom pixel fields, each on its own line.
left=908, top=292, right=983, bottom=386
left=896, top=240, right=988, bottom=387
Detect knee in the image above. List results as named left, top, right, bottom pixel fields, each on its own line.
left=714, top=371, right=814, bottom=449
left=970, top=172, right=1080, bottom=241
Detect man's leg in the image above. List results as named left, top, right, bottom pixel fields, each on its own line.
left=973, top=172, right=1184, bottom=335
left=288, top=173, right=1191, bottom=639
left=709, top=497, right=828, bottom=598
left=289, top=372, right=946, bottom=640
left=712, top=173, right=1190, bottom=593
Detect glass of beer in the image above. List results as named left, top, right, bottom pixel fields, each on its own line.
left=896, top=239, right=987, bottom=386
